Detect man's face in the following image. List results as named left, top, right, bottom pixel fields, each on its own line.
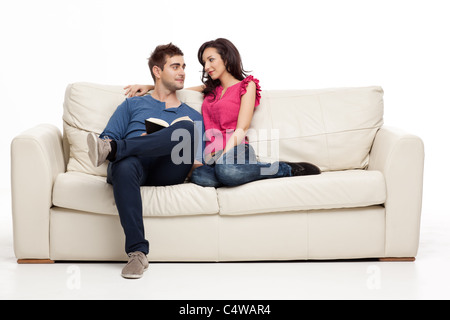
left=159, top=55, right=186, bottom=91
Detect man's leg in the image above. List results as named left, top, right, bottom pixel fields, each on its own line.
left=145, top=154, right=193, bottom=186
left=107, top=157, right=149, bottom=255
left=114, top=121, right=196, bottom=163
left=144, top=119, right=196, bottom=186
left=106, top=122, right=195, bottom=278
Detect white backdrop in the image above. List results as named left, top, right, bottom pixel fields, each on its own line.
left=1, top=0, right=449, bottom=219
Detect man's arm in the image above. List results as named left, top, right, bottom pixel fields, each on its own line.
left=100, top=99, right=131, bottom=140
left=124, top=84, right=205, bottom=97
left=124, top=85, right=153, bottom=97
left=185, top=85, right=205, bottom=93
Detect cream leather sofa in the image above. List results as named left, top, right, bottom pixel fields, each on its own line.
left=11, top=83, right=425, bottom=263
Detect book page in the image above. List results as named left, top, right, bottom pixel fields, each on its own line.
left=146, top=118, right=169, bottom=127
left=171, top=116, right=192, bottom=125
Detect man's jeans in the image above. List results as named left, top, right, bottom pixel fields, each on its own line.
left=190, top=144, right=292, bottom=188
left=106, top=121, right=196, bottom=255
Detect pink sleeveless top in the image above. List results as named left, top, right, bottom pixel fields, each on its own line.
left=202, top=75, right=261, bottom=154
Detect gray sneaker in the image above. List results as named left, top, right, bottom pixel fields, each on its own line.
left=121, top=252, right=149, bottom=279
left=87, top=132, right=111, bottom=167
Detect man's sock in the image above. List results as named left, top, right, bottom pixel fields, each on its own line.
left=107, top=140, right=117, bottom=161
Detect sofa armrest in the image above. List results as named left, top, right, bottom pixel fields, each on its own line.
left=368, top=126, right=425, bottom=257
left=11, top=124, right=66, bottom=260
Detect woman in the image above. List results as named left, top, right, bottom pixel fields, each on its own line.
left=125, top=38, right=320, bottom=187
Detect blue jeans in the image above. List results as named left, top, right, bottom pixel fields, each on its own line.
left=106, top=121, right=196, bottom=254
left=190, top=144, right=292, bottom=188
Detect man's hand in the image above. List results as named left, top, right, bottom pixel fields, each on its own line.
left=124, top=84, right=153, bottom=98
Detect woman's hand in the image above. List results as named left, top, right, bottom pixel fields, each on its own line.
left=205, top=150, right=224, bottom=165
left=124, top=84, right=153, bottom=97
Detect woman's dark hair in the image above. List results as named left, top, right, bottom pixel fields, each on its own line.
left=148, top=43, right=184, bottom=82
left=197, top=38, right=249, bottom=98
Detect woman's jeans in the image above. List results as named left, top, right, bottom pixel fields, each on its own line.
left=191, top=144, right=292, bottom=188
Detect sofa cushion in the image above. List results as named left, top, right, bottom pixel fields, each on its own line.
left=52, top=172, right=219, bottom=217
left=62, top=82, right=204, bottom=177
left=216, top=170, right=386, bottom=216
left=248, top=86, right=384, bottom=171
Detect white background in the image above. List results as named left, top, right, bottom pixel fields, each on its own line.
left=0, top=0, right=449, bottom=300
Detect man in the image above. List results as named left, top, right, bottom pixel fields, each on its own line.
left=87, top=43, right=204, bottom=279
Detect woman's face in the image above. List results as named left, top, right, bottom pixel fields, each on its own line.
left=202, top=47, right=227, bottom=81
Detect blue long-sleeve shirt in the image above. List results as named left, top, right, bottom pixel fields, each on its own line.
left=100, top=95, right=204, bottom=163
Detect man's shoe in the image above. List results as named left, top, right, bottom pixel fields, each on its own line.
left=121, top=252, right=149, bottom=279
left=87, top=132, right=111, bottom=167
left=287, top=162, right=321, bottom=176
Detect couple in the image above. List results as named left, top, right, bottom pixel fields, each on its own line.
left=87, top=38, right=321, bottom=279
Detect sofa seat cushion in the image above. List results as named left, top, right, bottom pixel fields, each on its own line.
left=216, top=170, right=386, bottom=216
left=52, top=172, right=219, bottom=217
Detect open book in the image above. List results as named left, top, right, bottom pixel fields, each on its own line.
left=145, top=116, right=193, bottom=134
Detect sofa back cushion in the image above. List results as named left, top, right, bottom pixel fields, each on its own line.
left=248, top=86, right=384, bottom=171
left=63, top=83, right=383, bottom=176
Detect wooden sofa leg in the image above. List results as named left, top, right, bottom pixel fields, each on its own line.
left=17, top=259, right=55, bottom=264
left=379, top=257, right=415, bottom=262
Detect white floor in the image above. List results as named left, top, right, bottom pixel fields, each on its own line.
left=1, top=189, right=449, bottom=300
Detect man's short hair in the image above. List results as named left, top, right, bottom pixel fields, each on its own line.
left=148, top=43, right=184, bottom=82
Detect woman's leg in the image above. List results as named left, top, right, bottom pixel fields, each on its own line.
left=190, top=164, right=223, bottom=188
left=214, top=145, right=292, bottom=187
